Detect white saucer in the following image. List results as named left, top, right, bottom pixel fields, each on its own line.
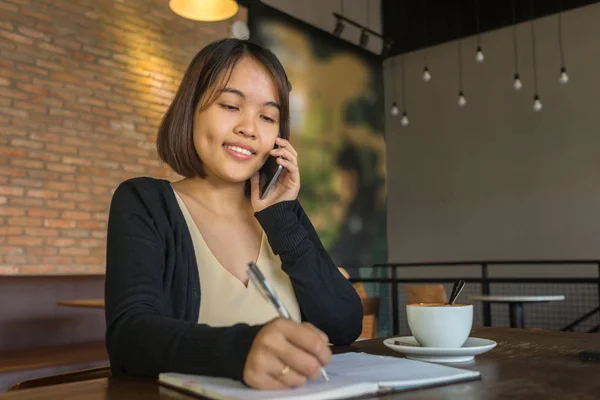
left=383, top=336, right=497, bottom=363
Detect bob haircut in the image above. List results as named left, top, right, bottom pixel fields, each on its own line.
left=157, top=38, right=291, bottom=185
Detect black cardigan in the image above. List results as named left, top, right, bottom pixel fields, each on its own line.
left=104, top=177, right=363, bottom=382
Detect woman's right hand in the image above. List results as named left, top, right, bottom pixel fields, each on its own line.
left=243, top=318, right=332, bottom=390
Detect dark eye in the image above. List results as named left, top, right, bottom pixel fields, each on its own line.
left=219, top=104, right=238, bottom=111
left=261, top=115, right=276, bottom=123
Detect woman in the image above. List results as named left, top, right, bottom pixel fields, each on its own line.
left=104, top=38, right=363, bottom=390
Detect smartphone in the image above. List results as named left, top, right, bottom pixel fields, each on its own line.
left=260, top=163, right=283, bottom=200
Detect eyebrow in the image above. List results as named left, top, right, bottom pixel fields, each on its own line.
left=219, top=87, right=280, bottom=111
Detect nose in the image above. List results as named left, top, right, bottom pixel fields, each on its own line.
left=234, top=114, right=257, bottom=139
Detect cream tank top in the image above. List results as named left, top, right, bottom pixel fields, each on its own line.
left=173, top=190, right=301, bottom=326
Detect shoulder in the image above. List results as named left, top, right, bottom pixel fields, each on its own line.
left=110, top=177, right=174, bottom=213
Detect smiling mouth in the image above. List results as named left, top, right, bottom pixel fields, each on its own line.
left=223, top=145, right=254, bottom=157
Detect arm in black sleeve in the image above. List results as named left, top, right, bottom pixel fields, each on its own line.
left=255, top=200, right=363, bottom=345
left=104, top=181, right=262, bottom=380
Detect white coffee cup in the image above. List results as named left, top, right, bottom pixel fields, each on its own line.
left=406, top=303, right=473, bottom=348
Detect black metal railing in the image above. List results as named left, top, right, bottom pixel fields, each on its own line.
left=348, top=260, right=600, bottom=335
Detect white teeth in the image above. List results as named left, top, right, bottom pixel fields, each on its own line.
left=224, top=145, right=252, bottom=156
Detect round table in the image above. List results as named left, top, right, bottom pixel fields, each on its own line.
left=468, top=295, right=565, bottom=328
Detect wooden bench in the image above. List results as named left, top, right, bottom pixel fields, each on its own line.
left=0, top=275, right=107, bottom=392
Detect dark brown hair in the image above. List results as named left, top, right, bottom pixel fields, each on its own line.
left=157, top=38, right=291, bottom=181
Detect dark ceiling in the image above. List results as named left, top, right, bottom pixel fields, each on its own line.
left=382, top=0, right=600, bottom=58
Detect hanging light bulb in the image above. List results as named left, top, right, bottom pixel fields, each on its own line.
left=532, top=95, right=542, bottom=112
left=390, top=102, right=400, bottom=116
left=513, top=73, right=522, bottom=90
left=559, top=66, right=569, bottom=84
left=422, top=67, right=432, bottom=82
left=169, top=0, right=238, bottom=21
left=401, top=112, right=409, bottom=126
left=458, top=91, right=467, bottom=107
left=475, top=45, right=485, bottom=63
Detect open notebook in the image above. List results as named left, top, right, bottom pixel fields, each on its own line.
left=158, top=353, right=481, bottom=400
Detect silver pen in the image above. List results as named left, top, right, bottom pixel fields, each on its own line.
left=247, top=262, right=330, bottom=382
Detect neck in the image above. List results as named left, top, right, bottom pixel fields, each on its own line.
left=177, top=176, right=250, bottom=218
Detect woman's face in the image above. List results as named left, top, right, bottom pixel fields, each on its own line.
left=192, top=56, right=281, bottom=185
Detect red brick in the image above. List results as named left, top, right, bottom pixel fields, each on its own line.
left=29, top=132, right=60, bottom=143
left=0, top=77, right=9, bottom=86
left=25, top=228, right=59, bottom=237
left=62, top=192, right=91, bottom=201
left=28, top=170, right=59, bottom=180
left=0, top=246, right=23, bottom=256
left=11, top=159, right=44, bottom=169
left=11, top=178, right=43, bottom=187
left=77, top=220, right=105, bottom=229
left=17, top=65, right=49, bottom=76
left=43, top=256, right=73, bottom=264
left=7, top=237, right=43, bottom=246
left=0, top=125, right=25, bottom=137
left=47, top=238, right=75, bottom=247
left=54, top=38, right=81, bottom=51
left=62, top=229, right=91, bottom=238
left=85, top=81, right=110, bottom=92
left=78, top=239, right=103, bottom=248
left=62, top=156, right=91, bottom=166
left=0, top=31, right=33, bottom=46
left=62, top=136, right=90, bottom=147
left=7, top=218, right=42, bottom=227
left=0, top=227, right=23, bottom=236
left=62, top=211, right=90, bottom=220
left=11, top=138, right=44, bottom=150
left=47, top=163, right=76, bottom=173
left=27, top=189, right=59, bottom=199
left=14, top=101, right=47, bottom=114
left=0, top=185, right=24, bottom=196
left=43, top=219, right=75, bottom=228
left=78, top=202, right=107, bottom=212
left=9, top=197, right=43, bottom=207
left=0, top=1, right=18, bottom=12
left=0, top=266, right=19, bottom=274
left=30, top=95, right=63, bottom=107
left=46, top=200, right=75, bottom=209
left=45, top=143, right=78, bottom=154
left=37, top=42, right=66, bottom=54
left=0, top=106, right=27, bottom=118
left=57, top=265, right=87, bottom=273
left=92, top=231, right=106, bottom=239
left=59, top=247, right=89, bottom=256
left=35, top=59, right=64, bottom=71
left=75, top=256, right=103, bottom=264
left=20, top=265, right=54, bottom=274
left=0, top=87, right=29, bottom=100
left=25, top=150, right=60, bottom=162
left=15, top=82, right=48, bottom=95
left=17, top=26, right=51, bottom=41
left=0, top=207, right=24, bottom=217
left=44, top=181, right=76, bottom=191
left=79, top=149, right=107, bottom=159
left=0, top=67, right=32, bottom=81
left=91, top=107, right=119, bottom=118
left=28, top=208, right=59, bottom=218
left=72, top=51, right=94, bottom=62
left=51, top=71, right=80, bottom=84
left=21, top=8, right=53, bottom=21
left=0, top=195, right=6, bottom=204
left=11, top=118, right=45, bottom=130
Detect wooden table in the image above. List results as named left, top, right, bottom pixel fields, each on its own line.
left=56, top=299, right=105, bottom=309
left=2, top=327, right=599, bottom=399
left=469, top=295, right=566, bottom=328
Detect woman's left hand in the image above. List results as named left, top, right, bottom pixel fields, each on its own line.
left=251, top=137, right=300, bottom=212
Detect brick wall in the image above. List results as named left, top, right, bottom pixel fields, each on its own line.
left=0, top=0, right=247, bottom=275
